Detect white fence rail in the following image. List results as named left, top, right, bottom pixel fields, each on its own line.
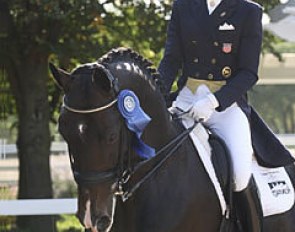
left=0, top=135, right=294, bottom=158
left=0, top=199, right=77, bottom=216
left=0, top=141, right=68, bottom=158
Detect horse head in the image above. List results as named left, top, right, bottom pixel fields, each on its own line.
left=50, top=48, right=173, bottom=232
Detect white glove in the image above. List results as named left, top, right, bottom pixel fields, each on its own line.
left=188, top=93, right=219, bottom=121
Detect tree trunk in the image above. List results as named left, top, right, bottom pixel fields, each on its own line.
left=15, top=54, right=55, bottom=232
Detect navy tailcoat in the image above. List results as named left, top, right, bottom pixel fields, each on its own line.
left=158, top=0, right=294, bottom=167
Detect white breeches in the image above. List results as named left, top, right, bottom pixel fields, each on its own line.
left=204, top=102, right=253, bottom=192
left=175, top=84, right=253, bottom=192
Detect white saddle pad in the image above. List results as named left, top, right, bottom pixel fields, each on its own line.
left=252, top=159, right=295, bottom=217
left=181, top=116, right=227, bottom=215
left=180, top=115, right=295, bottom=218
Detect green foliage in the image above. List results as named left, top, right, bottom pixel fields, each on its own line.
left=0, top=0, right=172, bottom=126
left=262, top=30, right=284, bottom=61
left=0, top=69, right=15, bottom=120
left=100, top=1, right=171, bottom=64
left=0, top=186, right=16, bottom=231
left=0, top=215, right=83, bottom=232
left=0, top=216, right=16, bottom=232
left=56, top=215, right=83, bottom=232
left=274, top=42, right=295, bottom=53
left=0, top=0, right=291, bottom=125
left=256, top=0, right=280, bottom=12
left=249, top=85, right=295, bottom=133
left=53, top=179, right=77, bottom=199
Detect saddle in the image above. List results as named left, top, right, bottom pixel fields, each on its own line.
left=173, top=112, right=295, bottom=231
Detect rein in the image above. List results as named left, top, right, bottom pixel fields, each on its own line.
left=118, top=120, right=197, bottom=202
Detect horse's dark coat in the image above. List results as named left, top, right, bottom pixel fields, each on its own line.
left=51, top=48, right=295, bottom=232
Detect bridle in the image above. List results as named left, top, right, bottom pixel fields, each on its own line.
left=63, top=63, right=125, bottom=188
left=62, top=64, right=198, bottom=201
left=63, top=96, right=118, bottom=114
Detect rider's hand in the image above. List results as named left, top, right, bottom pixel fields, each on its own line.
left=188, top=93, right=219, bottom=121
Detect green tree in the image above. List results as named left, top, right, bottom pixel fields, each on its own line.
left=0, top=1, right=106, bottom=231
left=0, top=0, right=170, bottom=231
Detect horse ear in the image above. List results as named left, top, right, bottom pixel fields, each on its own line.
left=49, top=62, right=71, bottom=91
left=92, top=65, right=114, bottom=93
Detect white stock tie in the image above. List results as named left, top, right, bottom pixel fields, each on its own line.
left=209, top=0, right=216, bottom=7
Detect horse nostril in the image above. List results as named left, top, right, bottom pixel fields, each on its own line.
left=96, top=215, right=111, bottom=231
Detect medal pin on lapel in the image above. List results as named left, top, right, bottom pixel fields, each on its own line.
left=222, top=43, right=232, bottom=54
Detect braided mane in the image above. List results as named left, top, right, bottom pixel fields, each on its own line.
left=98, top=47, right=165, bottom=93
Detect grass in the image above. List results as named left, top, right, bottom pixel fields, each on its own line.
left=0, top=215, right=84, bottom=232
left=0, top=216, right=16, bottom=231
left=56, top=215, right=83, bottom=232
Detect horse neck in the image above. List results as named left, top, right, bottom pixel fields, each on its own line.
left=114, top=126, right=201, bottom=232
left=109, top=62, right=177, bottom=150
left=142, top=97, right=176, bottom=150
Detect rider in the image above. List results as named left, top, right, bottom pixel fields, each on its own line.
left=158, top=0, right=295, bottom=231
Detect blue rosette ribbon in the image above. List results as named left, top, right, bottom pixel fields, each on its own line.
left=117, top=90, right=156, bottom=159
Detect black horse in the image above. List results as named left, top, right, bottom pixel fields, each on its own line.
left=50, top=47, right=295, bottom=232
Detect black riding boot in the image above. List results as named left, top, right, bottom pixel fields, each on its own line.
left=234, top=176, right=263, bottom=232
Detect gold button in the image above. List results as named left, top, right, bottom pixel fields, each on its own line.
left=211, top=58, right=216, bottom=64
left=193, top=58, right=199, bottom=63
left=213, top=41, right=219, bottom=47
left=208, top=73, right=214, bottom=80
left=220, top=11, right=226, bottom=17
left=222, top=66, right=232, bottom=78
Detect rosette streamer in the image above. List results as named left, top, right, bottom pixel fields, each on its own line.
left=118, top=90, right=155, bottom=159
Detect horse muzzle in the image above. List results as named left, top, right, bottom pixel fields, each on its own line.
left=95, top=215, right=112, bottom=232
left=81, top=215, right=112, bottom=232
left=77, top=199, right=113, bottom=232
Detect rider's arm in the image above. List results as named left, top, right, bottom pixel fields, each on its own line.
left=158, top=0, right=184, bottom=95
